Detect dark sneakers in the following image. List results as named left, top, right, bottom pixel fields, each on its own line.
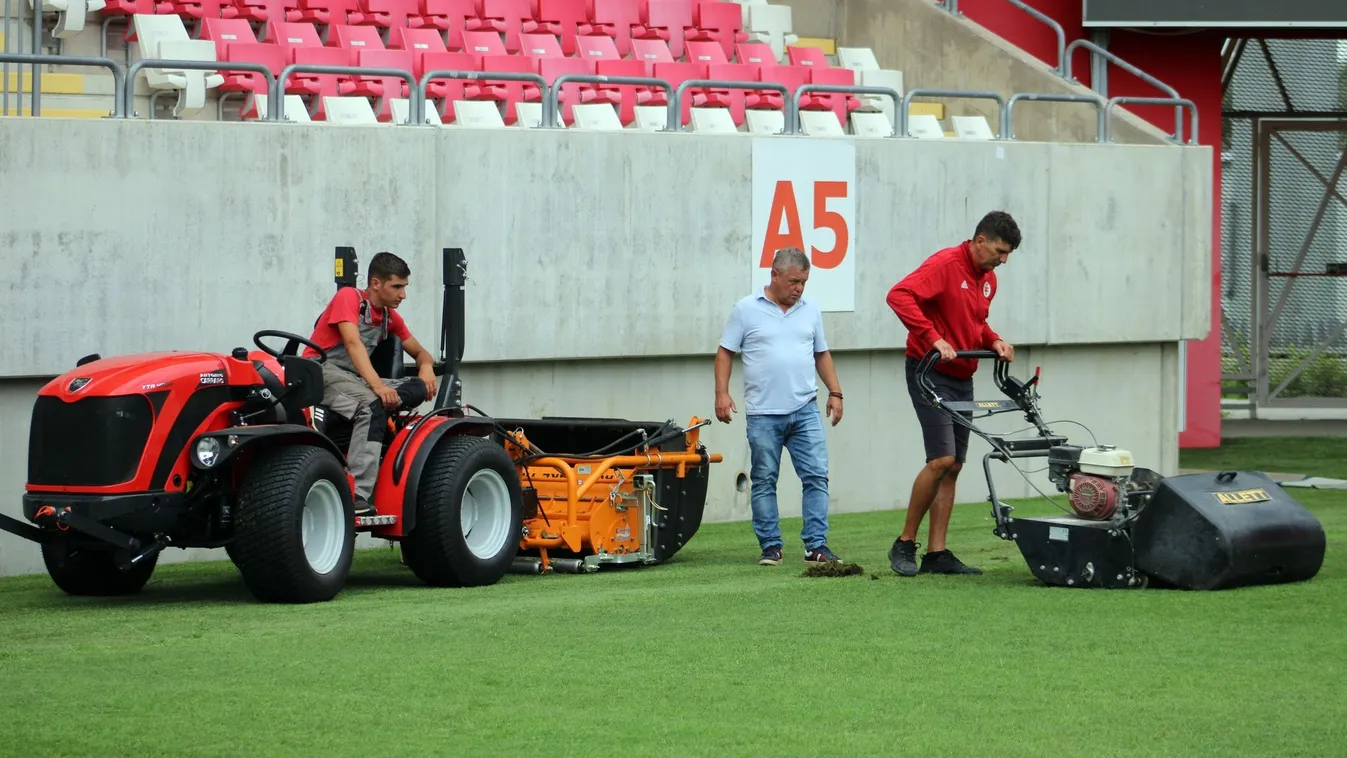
left=889, top=538, right=920, bottom=576
left=918, top=549, right=983, bottom=575
left=759, top=547, right=783, bottom=566
left=804, top=545, right=842, bottom=563
left=353, top=499, right=377, bottom=518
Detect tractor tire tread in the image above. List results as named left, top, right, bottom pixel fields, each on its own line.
left=229, top=444, right=354, bottom=604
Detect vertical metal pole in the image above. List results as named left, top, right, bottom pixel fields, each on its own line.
left=1252, top=121, right=1269, bottom=408
left=29, top=0, right=39, bottom=115
left=2, top=0, right=11, bottom=116
left=1089, top=29, right=1109, bottom=97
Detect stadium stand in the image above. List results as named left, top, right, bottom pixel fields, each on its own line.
left=2, top=0, right=979, bottom=136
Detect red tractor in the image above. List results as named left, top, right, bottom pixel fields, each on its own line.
left=1, top=247, right=722, bottom=603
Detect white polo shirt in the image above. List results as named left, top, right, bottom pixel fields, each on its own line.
left=718, top=290, right=828, bottom=415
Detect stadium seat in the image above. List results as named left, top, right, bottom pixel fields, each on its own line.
left=785, top=44, right=828, bottom=68
left=417, top=50, right=478, bottom=113
left=518, top=31, right=565, bottom=58
left=246, top=92, right=312, bottom=120
left=217, top=41, right=288, bottom=101
left=579, top=0, right=639, bottom=57
left=575, top=33, right=620, bottom=62
left=288, top=0, right=360, bottom=33
left=390, top=96, right=443, bottom=123
left=836, top=46, right=877, bottom=71
left=320, top=94, right=380, bottom=122
left=464, top=0, right=536, bottom=53
left=532, top=0, right=587, bottom=56
left=471, top=54, right=537, bottom=124
left=131, top=14, right=225, bottom=118
left=451, top=98, right=507, bottom=127
left=347, top=0, right=419, bottom=39
left=952, top=115, right=995, bottom=140
left=734, top=40, right=773, bottom=65
left=593, top=58, right=651, bottom=125
left=685, top=1, right=746, bottom=63
left=571, top=102, right=624, bottom=130
left=692, top=60, right=753, bottom=126
left=404, top=0, right=476, bottom=50
left=632, top=0, right=691, bottom=60
left=200, top=18, right=263, bottom=59
left=800, top=66, right=863, bottom=128
left=38, top=0, right=106, bottom=39
left=685, top=39, right=727, bottom=66
left=342, top=48, right=414, bottom=120
left=742, top=1, right=794, bottom=63
left=850, top=109, right=893, bottom=138
left=908, top=113, right=945, bottom=139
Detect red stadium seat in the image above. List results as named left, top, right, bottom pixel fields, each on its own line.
left=684, top=39, right=725, bottom=65
left=288, top=0, right=359, bottom=30
left=224, top=0, right=301, bottom=31
left=734, top=40, right=773, bottom=65
left=461, top=28, right=508, bottom=62
left=786, top=44, right=828, bottom=68
left=347, top=0, right=419, bottom=34
left=464, top=0, right=536, bottom=53
left=518, top=30, right=564, bottom=58
left=471, top=54, right=538, bottom=124
left=327, top=22, right=387, bottom=50
left=200, top=17, right=261, bottom=59
left=580, top=0, right=639, bottom=57
left=407, top=0, right=476, bottom=50
left=685, top=1, right=745, bottom=62
left=538, top=55, right=594, bottom=125
left=646, top=60, right=704, bottom=126
left=694, top=60, right=754, bottom=125
left=630, top=37, right=673, bottom=68
left=219, top=41, right=288, bottom=95
left=593, top=58, right=650, bottom=125
left=532, top=0, right=587, bottom=56
left=418, top=50, right=481, bottom=120
left=575, top=32, right=620, bottom=62
left=748, top=62, right=806, bottom=110
left=341, top=48, right=414, bottom=121
left=632, top=0, right=690, bottom=60
left=800, top=65, right=862, bottom=128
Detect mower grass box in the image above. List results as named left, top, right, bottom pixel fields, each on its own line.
left=0, top=247, right=723, bottom=603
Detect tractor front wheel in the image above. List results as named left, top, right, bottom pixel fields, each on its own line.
left=402, top=434, right=523, bottom=588
left=40, top=537, right=157, bottom=596
left=229, top=444, right=356, bottom=604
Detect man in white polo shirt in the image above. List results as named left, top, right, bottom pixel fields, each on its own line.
left=714, top=247, right=845, bottom=566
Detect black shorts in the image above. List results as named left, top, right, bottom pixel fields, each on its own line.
left=905, top=357, right=974, bottom=463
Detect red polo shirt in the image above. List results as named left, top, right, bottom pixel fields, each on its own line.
left=886, top=240, right=1001, bottom=380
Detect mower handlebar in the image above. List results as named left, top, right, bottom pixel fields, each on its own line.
left=922, top=348, right=1001, bottom=361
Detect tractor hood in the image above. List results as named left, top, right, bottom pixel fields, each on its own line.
left=39, top=351, right=262, bottom=400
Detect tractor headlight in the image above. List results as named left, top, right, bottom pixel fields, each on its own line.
left=195, top=437, right=222, bottom=468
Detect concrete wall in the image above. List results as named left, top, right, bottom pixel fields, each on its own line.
left=0, top=117, right=1210, bottom=577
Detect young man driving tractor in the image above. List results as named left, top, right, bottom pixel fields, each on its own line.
left=304, top=251, right=439, bottom=517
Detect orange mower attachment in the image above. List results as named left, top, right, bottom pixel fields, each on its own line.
left=492, top=415, right=723, bottom=574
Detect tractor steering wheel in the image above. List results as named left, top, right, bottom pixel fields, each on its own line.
left=253, top=329, right=328, bottom=363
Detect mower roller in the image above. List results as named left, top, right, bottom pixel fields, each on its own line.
left=913, top=349, right=1326, bottom=591
left=0, top=246, right=723, bottom=603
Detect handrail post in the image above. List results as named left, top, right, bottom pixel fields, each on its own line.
left=1003, top=0, right=1065, bottom=76
left=1002, top=92, right=1105, bottom=142
left=899, top=87, right=1007, bottom=139
left=791, top=84, right=901, bottom=136
left=126, top=58, right=275, bottom=120
left=1103, top=96, right=1198, bottom=146
left=670, top=79, right=790, bottom=133
left=414, top=69, right=549, bottom=126
left=0, top=52, right=126, bottom=117
left=543, top=73, right=671, bottom=129
left=1064, top=38, right=1184, bottom=143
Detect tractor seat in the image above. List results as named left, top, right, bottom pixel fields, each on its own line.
left=251, top=356, right=326, bottom=425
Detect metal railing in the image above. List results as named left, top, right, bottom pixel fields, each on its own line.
left=2, top=0, right=46, bottom=116
left=543, top=73, right=670, bottom=130
left=1001, top=92, right=1104, bottom=142
left=790, top=84, right=901, bottom=136
left=1064, top=38, right=1185, bottom=143
left=126, top=58, right=277, bottom=120
left=1104, top=96, right=1198, bottom=146
left=413, top=69, right=548, bottom=126
left=668, top=79, right=788, bottom=133
left=274, top=63, right=414, bottom=123
left=900, top=88, right=1005, bottom=139
left=0, top=52, right=126, bottom=117
left=1001, top=0, right=1066, bottom=75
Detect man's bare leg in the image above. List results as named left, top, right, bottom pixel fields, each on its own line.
left=900, top=456, right=956, bottom=543
left=925, top=462, right=961, bottom=552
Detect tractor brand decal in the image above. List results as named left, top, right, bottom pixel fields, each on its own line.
left=198, top=370, right=227, bottom=387
left=615, top=525, right=631, bottom=542
left=1213, top=488, right=1271, bottom=505
left=67, top=377, right=91, bottom=393
left=141, top=382, right=170, bottom=391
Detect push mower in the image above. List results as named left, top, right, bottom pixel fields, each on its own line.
left=0, top=246, right=723, bottom=604
left=912, top=349, right=1326, bottom=591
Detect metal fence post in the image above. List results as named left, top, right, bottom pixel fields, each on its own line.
left=0, top=52, right=126, bottom=117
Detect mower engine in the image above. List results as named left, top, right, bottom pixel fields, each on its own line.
left=1048, top=444, right=1140, bottom=522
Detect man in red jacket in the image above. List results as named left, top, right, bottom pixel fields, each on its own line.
left=884, top=211, right=1020, bottom=577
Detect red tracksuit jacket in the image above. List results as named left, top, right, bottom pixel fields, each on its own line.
left=886, top=240, right=1000, bottom=380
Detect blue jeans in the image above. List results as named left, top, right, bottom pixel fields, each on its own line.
left=746, top=401, right=830, bottom=551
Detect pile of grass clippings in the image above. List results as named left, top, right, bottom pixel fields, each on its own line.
left=800, top=560, right=865, bottom=577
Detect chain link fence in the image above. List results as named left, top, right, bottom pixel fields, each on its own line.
left=1223, top=38, right=1347, bottom=405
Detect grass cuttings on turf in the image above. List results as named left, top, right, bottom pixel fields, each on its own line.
left=0, top=438, right=1344, bottom=756
left=800, top=559, right=866, bottom=577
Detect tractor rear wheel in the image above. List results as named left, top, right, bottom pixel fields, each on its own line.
left=40, top=537, right=157, bottom=596
left=401, top=434, right=523, bottom=588
left=229, top=444, right=356, bottom=604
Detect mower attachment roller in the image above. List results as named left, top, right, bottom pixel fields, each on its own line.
left=913, top=348, right=1326, bottom=591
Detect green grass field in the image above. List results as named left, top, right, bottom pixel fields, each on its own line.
left=2, top=438, right=1344, bottom=757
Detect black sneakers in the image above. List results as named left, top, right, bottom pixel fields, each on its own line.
left=889, top=538, right=920, bottom=576
left=758, top=547, right=783, bottom=566
left=353, top=499, right=377, bottom=518
left=889, top=539, right=982, bottom=576
left=918, top=549, right=983, bottom=575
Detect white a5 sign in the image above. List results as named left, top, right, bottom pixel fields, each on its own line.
left=750, top=138, right=857, bottom=313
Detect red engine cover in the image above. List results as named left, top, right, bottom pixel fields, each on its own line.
left=1069, top=473, right=1119, bottom=520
